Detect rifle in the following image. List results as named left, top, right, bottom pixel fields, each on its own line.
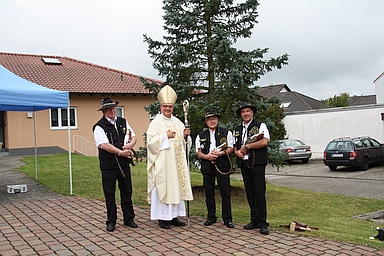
left=212, top=142, right=233, bottom=175
left=123, top=128, right=139, bottom=166
left=245, top=132, right=264, bottom=144
left=211, top=142, right=227, bottom=165
left=244, top=132, right=264, bottom=169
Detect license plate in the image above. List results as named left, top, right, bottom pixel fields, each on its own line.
left=296, top=149, right=306, bottom=152
left=331, top=154, right=343, bottom=157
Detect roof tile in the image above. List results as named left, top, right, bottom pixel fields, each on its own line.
left=0, top=52, right=162, bottom=94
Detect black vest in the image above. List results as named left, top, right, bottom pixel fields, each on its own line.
left=234, top=119, right=268, bottom=166
left=198, top=126, right=231, bottom=174
left=92, top=116, right=130, bottom=169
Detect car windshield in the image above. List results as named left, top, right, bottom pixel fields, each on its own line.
left=326, top=141, right=353, bottom=150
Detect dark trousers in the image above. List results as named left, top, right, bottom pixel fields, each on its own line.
left=203, top=165, right=232, bottom=223
left=101, top=165, right=135, bottom=225
left=240, top=161, right=269, bottom=227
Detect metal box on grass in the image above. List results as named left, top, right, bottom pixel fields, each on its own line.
left=7, top=184, right=28, bottom=194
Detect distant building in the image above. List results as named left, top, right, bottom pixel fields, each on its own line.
left=265, top=74, right=384, bottom=159
left=348, top=95, right=376, bottom=106
left=0, top=52, right=160, bottom=156
left=257, top=84, right=325, bottom=113
left=258, top=84, right=377, bottom=111
left=374, top=71, right=384, bottom=104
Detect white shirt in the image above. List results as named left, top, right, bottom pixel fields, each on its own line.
left=94, top=117, right=135, bottom=147
left=241, top=120, right=270, bottom=144
left=195, top=128, right=234, bottom=153
left=240, top=120, right=270, bottom=160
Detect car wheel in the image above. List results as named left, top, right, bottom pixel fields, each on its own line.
left=302, top=158, right=309, bottom=164
left=329, top=166, right=337, bottom=171
left=360, top=157, right=369, bottom=171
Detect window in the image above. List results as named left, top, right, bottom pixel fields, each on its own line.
left=354, top=140, right=364, bottom=148
left=280, top=102, right=292, bottom=108
left=362, top=139, right=372, bottom=147
left=344, top=142, right=353, bottom=150
left=116, top=107, right=124, bottom=118
left=370, top=139, right=380, bottom=147
left=42, top=58, right=62, bottom=65
left=50, top=107, right=77, bottom=129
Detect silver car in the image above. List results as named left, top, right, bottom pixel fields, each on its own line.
left=277, top=139, right=312, bottom=164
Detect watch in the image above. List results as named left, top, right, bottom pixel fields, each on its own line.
left=245, top=145, right=249, bottom=150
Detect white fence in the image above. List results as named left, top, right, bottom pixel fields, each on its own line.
left=73, top=135, right=98, bottom=157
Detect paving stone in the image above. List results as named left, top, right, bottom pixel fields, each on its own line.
left=0, top=156, right=383, bottom=255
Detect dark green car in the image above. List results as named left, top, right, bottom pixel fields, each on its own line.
left=323, top=136, right=384, bottom=171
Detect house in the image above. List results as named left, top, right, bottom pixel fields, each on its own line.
left=0, top=52, right=161, bottom=156
left=278, top=77, right=384, bottom=159
left=257, top=83, right=384, bottom=159
left=257, top=84, right=325, bottom=112
left=374, top=71, right=384, bottom=104
left=348, top=95, right=376, bottom=106
left=2, top=51, right=382, bottom=160
left=258, top=83, right=377, bottom=110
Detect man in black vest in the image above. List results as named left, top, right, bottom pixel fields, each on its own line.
left=195, top=110, right=234, bottom=228
left=233, top=103, right=270, bottom=235
left=92, top=97, right=138, bottom=232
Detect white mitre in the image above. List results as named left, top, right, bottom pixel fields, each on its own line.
left=157, top=85, right=177, bottom=105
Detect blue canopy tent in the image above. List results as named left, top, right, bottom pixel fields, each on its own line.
left=0, top=65, right=73, bottom=194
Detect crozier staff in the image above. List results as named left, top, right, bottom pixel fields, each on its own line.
left=93, top=97, right=138, bottom=232
left=183, top=99, right=191, bottom=227
left=146, top=85, right=194, bottom=229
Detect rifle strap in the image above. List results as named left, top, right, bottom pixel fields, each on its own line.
left=214, top=153, right=233, bottom=175
left=110, top=133, right=126, bottom=178
left=247, top=150, right=256, bottom=169
left=130, top=149, right=139, bottom=166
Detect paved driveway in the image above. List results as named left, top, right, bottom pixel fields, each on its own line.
left=264, top=160, right=384, bottom=200
left=1, top=156, right=384, bottom=255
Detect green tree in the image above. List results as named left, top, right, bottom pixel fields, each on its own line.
left=142, top=0, right=289, bottom=167
left=324, top=93, right=350, bottom=107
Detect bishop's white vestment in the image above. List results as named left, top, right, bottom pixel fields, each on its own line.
left=147, top=113, right=193, bottom=220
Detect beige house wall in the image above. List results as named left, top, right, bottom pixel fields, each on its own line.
left=4, top=94, right=155, bottom=153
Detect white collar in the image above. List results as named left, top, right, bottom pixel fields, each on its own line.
left=105, top=116, right=117, bottom=124
left=161, top=113, right=173, bottom=120
left=242, top=119, right=253, bottom=128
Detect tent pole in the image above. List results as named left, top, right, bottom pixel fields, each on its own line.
left=34, top=111, right=38, bottom=180
left=67, top=102, right=73, bottom=195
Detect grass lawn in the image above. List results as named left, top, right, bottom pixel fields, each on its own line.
left=19, top=153, right=384, bottom=249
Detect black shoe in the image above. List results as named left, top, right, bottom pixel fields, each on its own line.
left=106, top=223, right=115, bottom=232
left=170, top=218, right=185, bottom=226
left=225, top=221, right=234, bottom=228
left=158, top=220, right=171, bottom=229
left=124, top=219, right=138, bottom=228
left=244, top=222, right=260, bottom=230
left=260, top=226, right=270, bottom=235
left=203, top=219, right=216, bottom=226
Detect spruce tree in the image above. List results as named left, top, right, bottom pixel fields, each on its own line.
left=142, top=0, right=289, bottom=167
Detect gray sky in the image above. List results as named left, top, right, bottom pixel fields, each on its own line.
left=1, top=0, right=383, bottom=100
